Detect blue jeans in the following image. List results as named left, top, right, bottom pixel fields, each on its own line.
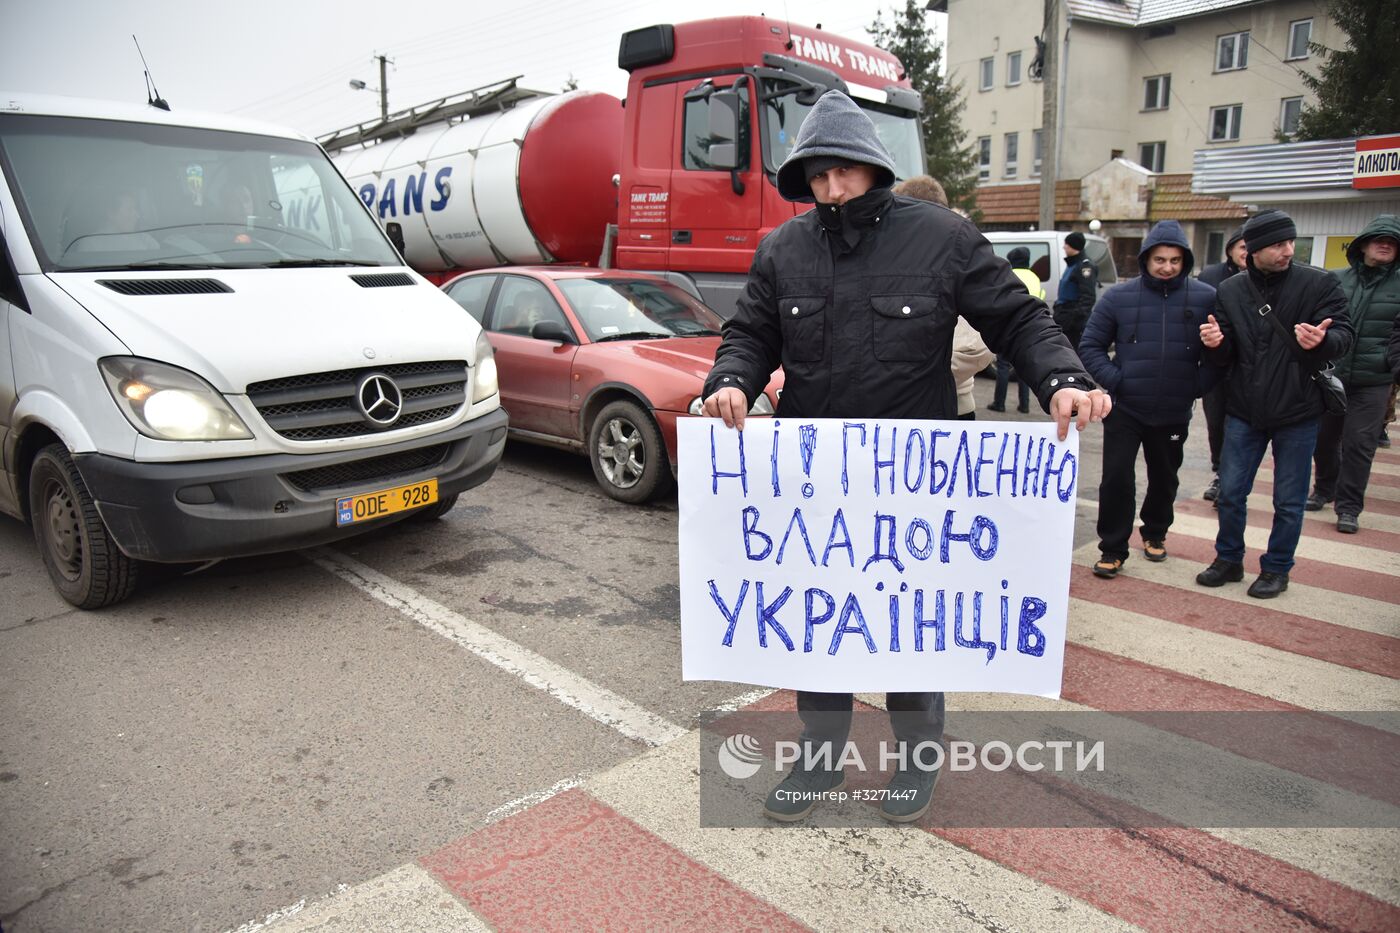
left=1215, top=415, right=1319, bottom=574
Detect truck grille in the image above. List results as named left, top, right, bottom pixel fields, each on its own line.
left=247, top=361, right=468, bottom=441
left=282, top=443, right=450, bottom=493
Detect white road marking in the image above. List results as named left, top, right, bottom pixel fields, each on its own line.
left=311, top=548, right=686, bottom=748
left=483, top=775, right=584, bottom=825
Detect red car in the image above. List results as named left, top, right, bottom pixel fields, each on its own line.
left=442, top=267, right=783, bottom=503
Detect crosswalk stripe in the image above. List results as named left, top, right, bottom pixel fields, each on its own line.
left=1176, top=495, right=1400, bottom=547
left=1072, top=546, right=1399, bottom=638
left=1168, top=511, right=1400, bottom=576
left=1067, top=598, right=1400, bottom=715
left=586, top=731, right=1139, bottom=933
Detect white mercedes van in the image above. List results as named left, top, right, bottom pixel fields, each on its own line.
left=0, top=93, right=507, bottom=608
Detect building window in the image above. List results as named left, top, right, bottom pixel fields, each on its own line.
left=1287, top=19, right=1312, bottom=60
left=1209, top=104, right=1243, bottom=141
left=1032, top=129, right=1044, bottom=176
left=1138, top=141, right=1165, bottom=172
left=1216, top=31, right=1249, bottom=72
left=1004, top=133, right=1019, bottom=177
left=1007, top=51, right=1022, bottom=86
left=1206, top=231, right=1225, bottom=264
left=979, top=57, right=994, bottom=91
left=1143, top=74, right=1171, bottom=111
left=978, top=136, right=991, bottom=180
left=1279, top=97, right=1303, bottom=136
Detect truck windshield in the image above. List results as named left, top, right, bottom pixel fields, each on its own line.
left=760, top=80, right=923, bottom=181
left=0, top=113, right=400, bottom=272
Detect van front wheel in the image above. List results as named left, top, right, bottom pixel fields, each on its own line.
left=29, top=444, right=139, bottom=609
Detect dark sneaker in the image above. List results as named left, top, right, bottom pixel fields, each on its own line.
left=1196, top=559, right=1244, bottom=587
left=1143, top=540, right=1167, bottom=562
left=1379, top=431, right=1392, bottom=449
left=763, top=762, right=845, bottom=822
left=1247, top=571, right=1289, bottom=599
left=1337, top=513, right=1359, bottom=534
left=1016, top=404, right=1031, bottom=414
left=987, top=403, right=1006, bottom=413
left=1304, top=493, right=1332, bottom=512
left=1092, top=554, right=1126, bottom=578
left=1203, top=476, right=1221, bottom=501
left=881, top=765, right=940, bottom=823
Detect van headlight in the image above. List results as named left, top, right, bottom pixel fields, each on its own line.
left=99, top=357, right=253, bottom=441
left=688, top=393, right=776, bottom=416
left=471, top=331, right=498, bottom=402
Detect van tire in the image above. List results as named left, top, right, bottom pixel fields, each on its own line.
left=588, top=400, right=669, bottom=503
left=407, top=492, right=459, bottom=522
left=29, top=443, right=139, bottom=609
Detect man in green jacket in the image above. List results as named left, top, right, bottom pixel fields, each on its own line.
left=1307, top=214, right=1400, bottom=533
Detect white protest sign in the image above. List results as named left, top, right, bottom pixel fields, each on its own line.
left=678, top=418, right=1078, bottom=698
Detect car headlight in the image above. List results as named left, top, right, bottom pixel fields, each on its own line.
left=687, top=392, right=776, bottom=416
left=99, top=357, right=253, bottom=441
left=471, top=331, right=498, bottom=402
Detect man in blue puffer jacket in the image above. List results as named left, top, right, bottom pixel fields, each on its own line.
left=1079, top=220, right=1219, bottom=577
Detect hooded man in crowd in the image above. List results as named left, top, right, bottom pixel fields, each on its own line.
left=1196, top=226, right=1247, bottom=502
left=1306, top=214, right=1400, bottom=533
left=1197, top=209, right=1352, bottom=599
left=702, top=90, right=1111, bottom=823
left=1078, top=220, right=1219, bottom=578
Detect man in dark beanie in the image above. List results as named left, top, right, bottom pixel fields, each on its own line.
left=1196, top=227, right=1248, bottom=503
left=1053, top=231, right=1098, bottom=349
left=703, top=90, right=1111, bottom=823
left=1196, top=208, right=1352, bottom=599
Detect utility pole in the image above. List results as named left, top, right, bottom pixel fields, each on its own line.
left=1037, top=0, right=1059, bottom=231
left=377, top=54, right=390, bottom=121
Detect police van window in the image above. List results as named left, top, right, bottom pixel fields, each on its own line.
left=1085, top=238, right=1119, bottom=283
left=445, top=274, right=496, bottom=323
left=989, top=241, right=1051, bottom=283
left=682, top=83, right=750, bottom=172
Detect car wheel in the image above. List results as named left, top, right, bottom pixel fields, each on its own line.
left=406, top=492, right=459, bottom=522
left=588, top=399, right=669, bottom=504
left=29, top=443, right=139, bottom=609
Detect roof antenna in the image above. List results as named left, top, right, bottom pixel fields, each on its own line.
left=132, top=35, right=170, bottom=111
left=783, top=0, right=794, bottom=50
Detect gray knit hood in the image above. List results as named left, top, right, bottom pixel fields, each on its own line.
left=776, top=90, right=898, bottom=203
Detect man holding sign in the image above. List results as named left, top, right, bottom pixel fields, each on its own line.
left=701, top=90, right=1111, bottom=823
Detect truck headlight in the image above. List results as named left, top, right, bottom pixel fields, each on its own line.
left=99, top=357, right=253, bottom=441
left=471, top=331, right=498, bottom=402
left=687, top=393, right=776, bottom=416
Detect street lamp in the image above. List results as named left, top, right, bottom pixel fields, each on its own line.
left=350, top=55, right=391, bottom=121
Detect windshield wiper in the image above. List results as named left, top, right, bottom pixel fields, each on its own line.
left=56, top=261, right=227, bottom=272
left=593, top=331, right=672, bottom=342
left=680, top=328, right=723, bottom=336
left=258, top=258, right=386, bottom=268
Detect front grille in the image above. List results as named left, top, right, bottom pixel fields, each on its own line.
left=350, top=272, right=416, bottom=288
left=247, top=361, right=468, bottom=441
left=283, top=443, right=450, bottom=493
left=99, top=278, right=232, bottom=295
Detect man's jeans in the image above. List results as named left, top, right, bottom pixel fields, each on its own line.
left=1215, top=415, right=1319, bottom=574
left=797, top=690, right=945, bottom=762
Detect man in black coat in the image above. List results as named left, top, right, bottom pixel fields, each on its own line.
left=1195, top=226, right=1247, bottom=502
left=703, top=90, right=1111, bottom=823
left=1196, top=210, right=1352, bottom=599
left=1053, top=232, right=1098, bottom=350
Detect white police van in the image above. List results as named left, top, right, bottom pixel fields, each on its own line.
left=0, top=93, right=507, bottom=608
left=983, top=231, right=1117, bottom=304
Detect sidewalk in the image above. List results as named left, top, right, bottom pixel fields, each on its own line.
left=257, top=450, right=1400, bottom=933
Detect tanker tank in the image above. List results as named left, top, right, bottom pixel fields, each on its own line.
left=331, top=90, right=622, bottom=272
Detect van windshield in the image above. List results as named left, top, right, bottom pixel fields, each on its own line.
left=0, top=113, right=400, bottom=272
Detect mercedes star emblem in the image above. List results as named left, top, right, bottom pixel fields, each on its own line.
left=357, top=373, right=403, bottom=427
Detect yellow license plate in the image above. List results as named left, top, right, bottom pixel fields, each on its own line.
left=336, top=478, right=438, bottom=526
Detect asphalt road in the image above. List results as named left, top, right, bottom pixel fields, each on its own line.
left=0, top=378, right=1223, bottom=933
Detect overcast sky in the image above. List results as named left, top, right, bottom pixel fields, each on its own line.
left=1, top=0, right=945, bottom=138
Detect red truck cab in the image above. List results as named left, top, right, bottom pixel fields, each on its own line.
left=614, top=17, right=925, bottom=317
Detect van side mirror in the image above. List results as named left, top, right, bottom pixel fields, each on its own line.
left=385, top=221, right=406, bottom=254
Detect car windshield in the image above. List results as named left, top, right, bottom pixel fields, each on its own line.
left=555, top=278, right=725, bottom=342
left=0, top=113, right=400, bottom=272
left=760, top=79, right=923, bottom=180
